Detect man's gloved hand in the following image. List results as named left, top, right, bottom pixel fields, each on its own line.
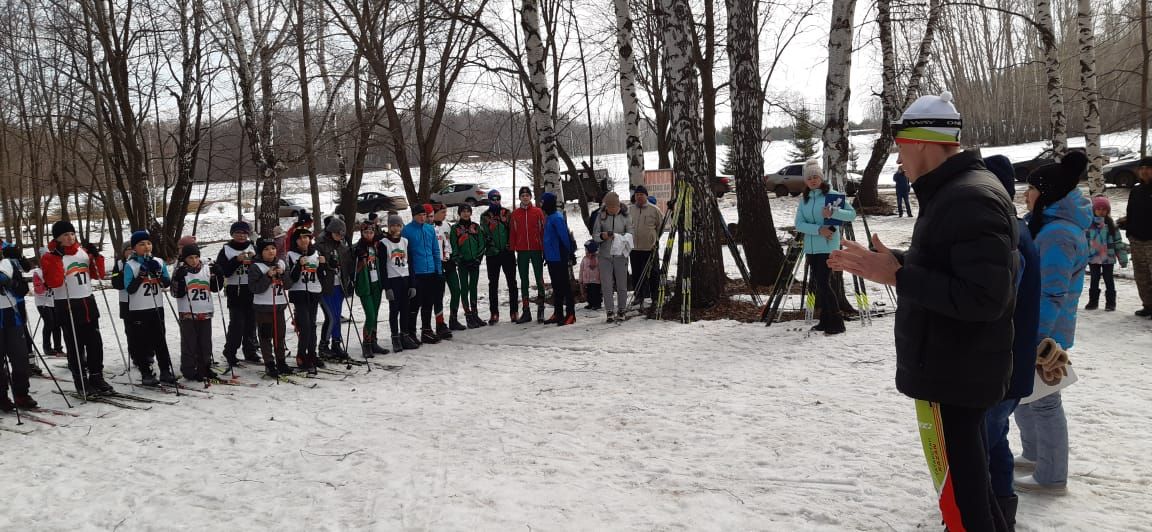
left=141, top=259, right=162, bottom=275
left=1036, top=338, right=1070, bottom=385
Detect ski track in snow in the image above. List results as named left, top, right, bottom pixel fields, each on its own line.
left=4, top=135, right=1151, bottom=530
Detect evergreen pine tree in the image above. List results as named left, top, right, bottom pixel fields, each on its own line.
left=789, top=106, right=819, bottom=162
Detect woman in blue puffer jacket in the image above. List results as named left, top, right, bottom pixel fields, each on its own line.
left=1013, top=151, right=1092, bottom=493
left=794, top=159, right=856, bottom=335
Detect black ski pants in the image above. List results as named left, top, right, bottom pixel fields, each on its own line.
left=485, top=250, right=518, bottom=316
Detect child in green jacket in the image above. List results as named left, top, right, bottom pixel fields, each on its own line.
left=451, top=204, right=488, bottom=328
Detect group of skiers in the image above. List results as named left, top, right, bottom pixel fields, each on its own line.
left=0, top=184, right=675, bottom=409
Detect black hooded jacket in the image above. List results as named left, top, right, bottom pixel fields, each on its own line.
left=891, top=151, right=1020, bottom=408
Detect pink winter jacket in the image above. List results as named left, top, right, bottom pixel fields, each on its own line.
left=579, top=254, right=599, bottom=284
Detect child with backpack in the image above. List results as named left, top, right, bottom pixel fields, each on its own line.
left=1086, top=195, right=1130, bottom=311
left=171, top=243, right=223, bottom=382
left=249, top=238, right=292, bottom=378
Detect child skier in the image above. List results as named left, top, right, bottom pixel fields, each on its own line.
left=171, top=243, right=223, bottom=382
left=1, top=248, right=37, bottom=410
left=433, top=203, right=458, bottom=339
left=316, top=216, right=353, bottom=360
left=451, top=204, right=488, bottom=329
left=382, top=215, right=419, bottom=351
left=541, top=192, right=576, bottom=325
left=122, top=231, right=176, bottom=386
left=42, top=220, right=115, bottom=396
left=248, top=238, right=292, bottom=378
left=216, top=222, right=261, bottom=367
left=31, top=250, right=64, bottom=357
left=579, top=240, right=603, bottom=312
left=287, top=228, right=328, bottom=374
left=1086, top=195, right=1129, bottom=311
left=353, top=222, right=389, bottom=356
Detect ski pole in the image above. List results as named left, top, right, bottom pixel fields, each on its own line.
left=342, top=288, right=370, bottom=373
left=2, top=355, right=23, bottom=426
left=147, top=266, right=179, bottom=397
left=97, top=283, right=132, bottom=381
left=59, top=268, right=89, bottom=403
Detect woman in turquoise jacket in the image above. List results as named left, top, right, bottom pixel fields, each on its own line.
left=794, top=159, right=856, bottom=334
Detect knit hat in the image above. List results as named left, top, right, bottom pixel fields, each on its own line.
left=519, top=186, right=533, bottom=198
left=52, top=220, right=77, bottom=240
left=982, top=155, right=1016, bottom=197
left=1091, top=194, right=1111, bottom=214
left=325, top=216, right=346, bottom=235
left=431, top=203, right=447, bottom=213
left=179, top=244, right=201, bottom=262
left=1027, top=151, right=1087, bottom=205
left=177, top=235, right=197, bottom=248
left=130, top=230, right=152, bottom=248
left=294, top=227, right=313, bottom=239
left=584, top=239, right=599, bottom=253
left=255, top=238, right=278, bottom=255
left=488, top=189, right=502, bottom=201
left=602, top=191, right=621, bottom=210
left=296, top=209, right=313, bottom=226
left=633, top=185, right=648, bottom=196
left=458, top=204, right=473, bottom=215
left=802, top=159, right=822, bottom=179
left=411, top=206, right=426, bottom=218
left=541, top=192, right=558, bottom=213
left=360, top=220, right=377, bottom=232
left=387, top=214, right=404, bottom=227
left=229, top=221, right=251, bottom=235
left=892, top=91, right=963, bottom=146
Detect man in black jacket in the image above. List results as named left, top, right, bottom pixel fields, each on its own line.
left=831, top=91, right=1017, bottom=532
left=1121, top=157, right=1152, bottom=316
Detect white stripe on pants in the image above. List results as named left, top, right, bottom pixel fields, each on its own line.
left=600, top=255, right=630, bottom=313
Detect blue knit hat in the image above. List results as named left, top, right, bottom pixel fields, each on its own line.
left=584, top=239, right=598, bottom=253
left=130, top=230, right=152, bottom=248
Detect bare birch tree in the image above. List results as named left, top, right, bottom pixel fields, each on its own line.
left=1077, top=0, right=1103, bottom=193
left=1035, top=0, right=1067, bottom=156
left=822, top=0, right=856, bottom=191
left=613, top=0, right=644, bottom=187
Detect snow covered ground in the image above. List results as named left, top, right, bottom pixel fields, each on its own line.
left=3, top=136, right=1151, bottom=530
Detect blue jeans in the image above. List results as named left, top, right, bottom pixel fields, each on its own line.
left=1014, top=391, right=1068, bottom=484
left=320, top=286, right=345, bottom=343
left=984, top=398, right=1021, bottom=497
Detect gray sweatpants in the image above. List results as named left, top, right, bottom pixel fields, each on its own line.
left=599, top=255, right=630, bottom=314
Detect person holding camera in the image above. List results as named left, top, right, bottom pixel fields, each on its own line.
left=216, top=221, right=261, bottom=368
left=592, top=191, right=631, bottom=322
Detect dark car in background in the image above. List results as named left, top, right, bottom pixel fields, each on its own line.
left=1012, top=147, right=1106, bottom=182
left=1104, top=157, right=1142, bottom=187
left=335, top=191, right=409, bottom=214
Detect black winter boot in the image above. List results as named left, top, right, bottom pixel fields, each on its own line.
left=277, top=362, right=295, bottom=376
left=436, top=322, right=453, bottom=340
left=1105, top=290, right=1117, bottom=311
left=401, top=333, right=420, bottom=350
left=264, top=362, right=279, bottom=379
left=159, top=368, right=178, bottom=385
left=514, top=306, right=532, bottom=325
left=420, top=328, right=441, bottom=344
left=139, top=366, right=160, bottom=387
left=449, top=314, right=467, bottom=331
left=370, top=335, right=390, bottom=355
left=997, top=495, right=1018, bottom=531
left=331, top=339, right=349, bottom=358
left=1084, top=289, right=1100, bottom=310
left=87, top=374, right=115, bottom=395
left=0, top=395, right=13, bottom=412
left=318, top=340, right=332, bottom=357
left=391, top=335, right=403, bottom=353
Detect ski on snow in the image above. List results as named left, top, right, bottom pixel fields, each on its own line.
left=59, top=392, right=153, bottom=410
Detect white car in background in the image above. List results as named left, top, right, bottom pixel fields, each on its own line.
left=430, top=183, right=489, bottom=207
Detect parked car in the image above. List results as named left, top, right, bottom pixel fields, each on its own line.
left=334, top=191, right=409, bottom=215
left=1104, top=156, right=1142, bottom=187
left=1101, top=146, right=1133, bottom=159
left=278, top=199, right=309, bottom=217
left=430, top=183, right=489, bottom=207
left=1012, top=147, right=1106, bottom=182
left=710, top=175, right=732, bottom=197
left=764, top=163, right=807, bottom=197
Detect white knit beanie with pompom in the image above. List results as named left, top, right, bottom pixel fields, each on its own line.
left=893, top=90, right=962, bottom=145
left=802, top=159, right=823, bottom=179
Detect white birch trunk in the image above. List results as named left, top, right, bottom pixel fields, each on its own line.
left=1036, top=0, right=1068, bottom=156
left=821, top=0, right=856, bottom=192
left=614, top=0, right=645, bottom=187
left=521, top=0, right=561, bottom=200
left=1077, top=0, right=1104, bottom=193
